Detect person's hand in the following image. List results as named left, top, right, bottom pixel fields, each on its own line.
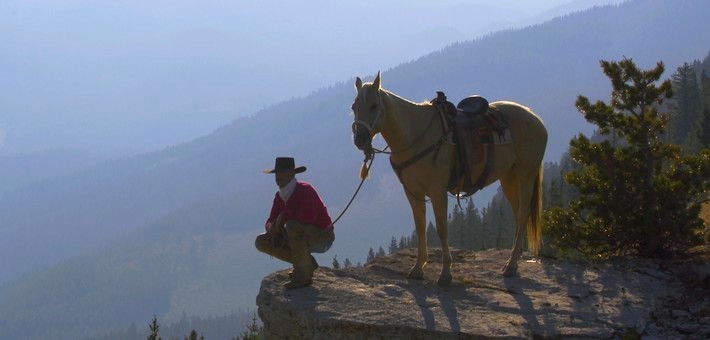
left=268, top=213, right=284, bottom=239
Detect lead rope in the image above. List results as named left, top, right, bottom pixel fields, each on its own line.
left=269, top=152, right=376, bottom=254
left=326, top=150, right=377, bottom=227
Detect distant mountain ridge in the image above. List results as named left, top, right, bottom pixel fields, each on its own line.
left=1, top=0, right=608, bottom=155
left=1, top=0, right=710, bottom=338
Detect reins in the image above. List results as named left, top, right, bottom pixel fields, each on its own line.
left=269, top=152, right=375, bottom=252
left=371, top=108, right=440, bottom=155
left=366, top=97, right=469, bottom=205
left=387, top=99, right=451, bottom=183
left=326, top=151, right=376, bottom=227
left=364, top=102, right=448, bottom=204
left=351, top=90, right=468, bottom=207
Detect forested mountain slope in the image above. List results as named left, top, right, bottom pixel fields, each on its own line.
left=1, top=1, right=709, bottom=338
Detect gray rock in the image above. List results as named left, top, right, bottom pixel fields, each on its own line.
left=676, top=322, right=701, bottom=334
left=257, top=248, right=689, bottom=339
left=672, top=309, right=692, bottom=320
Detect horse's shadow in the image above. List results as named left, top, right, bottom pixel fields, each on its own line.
left=405, top=280, right=461, bottom=332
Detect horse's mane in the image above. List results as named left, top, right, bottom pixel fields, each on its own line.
left=380, top=88, right=433, bottom=110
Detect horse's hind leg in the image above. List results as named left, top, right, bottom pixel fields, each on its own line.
left=405, top=192, right=427, bottom=280
left=499, top=169, right=532, bottom=277
left=431, top=190, right=452, bottom=285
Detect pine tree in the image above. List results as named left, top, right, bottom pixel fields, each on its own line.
left=697, top=108, right=710, bottom=149
left=545, top=58, right=709, bottom=258
left=388, top=236, right=398, bottom=254
left=147, top=315, right=162, bottom=340
left=332, top=255, right=340, bottom=269
left=184, top=330, right=204, bottom=340
left=366, top=248, right=375, bottom=263
left=426, top=221, right=440, bottom=247
left=698, top=71, right=710, bottom=148
left=448, top=205, right=465, bottom=248
left=343, top=258, right=352, bottom=269
left=235, top=313, right=262, bottom=340
left=669, top=63, right=702, bottom=150
left=702, top=70, right=710, bottom=108
left=398, top=236, right=407, bottom=249
left=483, top=193, right=514, bottom=249
left=463, top=199, right=480, bottom=249
left=409, top=229, right=418, bottom=248
left=376, top=246, right=386, bottom=257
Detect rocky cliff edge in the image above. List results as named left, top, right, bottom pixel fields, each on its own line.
left=257, top=248, right=710, bottom=339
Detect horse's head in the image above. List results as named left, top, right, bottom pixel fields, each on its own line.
left=351, top=72, right=383, bottom=152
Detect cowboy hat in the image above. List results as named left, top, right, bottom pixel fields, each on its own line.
left=263, top=157, right=307, bottom=174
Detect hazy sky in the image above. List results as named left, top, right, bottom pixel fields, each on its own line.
left=0, top=0, right=624, bottom=154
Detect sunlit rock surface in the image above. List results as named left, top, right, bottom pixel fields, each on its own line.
left=257, top=248, right=710, bottom=339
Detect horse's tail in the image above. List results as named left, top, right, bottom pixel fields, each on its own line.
left=527, top=164, right=543, bottom=255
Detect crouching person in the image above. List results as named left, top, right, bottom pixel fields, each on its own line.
left=255, top=157, right=335, bottom=289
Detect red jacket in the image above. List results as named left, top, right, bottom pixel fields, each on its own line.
left=265, top=181, right=333, bottom=231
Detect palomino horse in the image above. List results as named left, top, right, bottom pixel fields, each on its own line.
left=351, top=72, right=547, bottom=285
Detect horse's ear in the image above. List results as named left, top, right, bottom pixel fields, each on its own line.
left=355, top=77, right=362, bottom=90
left=373, top=71, right=381, bottom=90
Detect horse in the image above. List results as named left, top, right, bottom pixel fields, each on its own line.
left=351, top=72, right=547, bottom=285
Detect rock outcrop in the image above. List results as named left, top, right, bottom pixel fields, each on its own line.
left=257, top=248, right=710, bottom=339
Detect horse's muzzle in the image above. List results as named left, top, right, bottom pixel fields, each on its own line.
left=353, top=129, right=371, bottom=150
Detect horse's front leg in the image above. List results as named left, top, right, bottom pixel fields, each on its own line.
left=431, top=191, right=452, bottom=285
left=405, top=191, right=427, bottom=280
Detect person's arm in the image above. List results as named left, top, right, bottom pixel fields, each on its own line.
left=265, top=194, right=281, bottom=231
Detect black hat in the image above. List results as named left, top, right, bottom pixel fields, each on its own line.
left=263, top=157, right=307, bottom=174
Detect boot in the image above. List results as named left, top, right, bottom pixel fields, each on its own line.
left=288, top=256, right=319, bottom=278
left=284, top=228, right=314, bottom=289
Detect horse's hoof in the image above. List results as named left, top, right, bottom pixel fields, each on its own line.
left=502, top=264, right=518, bottom=277
left=407, top=268, right=424, bottom=280
left=436, top=274, right=452, bottom=286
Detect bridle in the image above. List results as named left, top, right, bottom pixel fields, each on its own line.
left=351, top=94, right=384, bottom=155
left=352, top=91, right=441, bottom=158
left=352, top=90, right=454, bottom=203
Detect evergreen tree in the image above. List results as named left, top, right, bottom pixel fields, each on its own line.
left=702, top=70, right=710, bottom=108
left=482, top=193, right=514, bottom=249
left=376, top=246, right=386, bottom=257
left=366, top=248, right=375, bottom=263
left=697, top=108, right=710, bottom=149
left=388, top=236, right=398, bottom=254
left=545, top=58, right=709, bottom=258
left=235, top=314, right=262, bottom=340
left=669, top=63, right=702, bottom=148
left=426, top=221, right=440, bottom=247
left=398, top=236, right=407, bottom=249
left=448, top=205, right=465, bottom=248
left=148, top=315, right=162, bottom=340
left=184, top=330, right=204, bottom=340
left=462, top=199, right=479, bottom=249
left=343, top=258, right=352, bottom=269
left=698, top=71, right=710, bottom=148
left=332, top=255, right=340, bottom=269
left=477, top=207, right=487, bottom=249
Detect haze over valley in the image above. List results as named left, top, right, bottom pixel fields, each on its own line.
left=1, top=0, right=708, bottom=338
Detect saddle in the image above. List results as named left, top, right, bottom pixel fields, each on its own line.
left=430, top=92, right=510, bottom=197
